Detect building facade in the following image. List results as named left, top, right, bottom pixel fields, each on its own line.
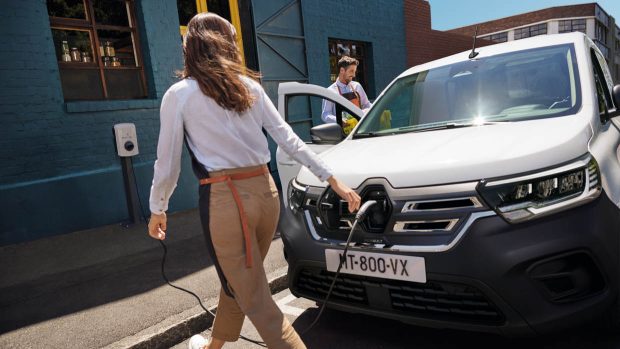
left=446, top=3, right=620, bottom=83
left=403, top=0, right=493, bottom=68
left=0, top=0, right=406, bottom=245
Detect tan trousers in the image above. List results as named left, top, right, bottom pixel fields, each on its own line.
left=198, top=165, right=306, bottom=349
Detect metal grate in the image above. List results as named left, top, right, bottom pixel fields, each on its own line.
left=389, top=282, right=504, bottom=324
left=295, top=268, right=504, bottom=325
left=296, top=268, right=368, bottom=305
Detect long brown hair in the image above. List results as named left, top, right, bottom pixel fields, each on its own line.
left=180, top=12, right=260, bottom=113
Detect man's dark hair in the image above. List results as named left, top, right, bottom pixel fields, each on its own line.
left=337, top=56, right=359, bottom=71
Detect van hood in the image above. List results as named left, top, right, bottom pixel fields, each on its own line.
left=296, top=115, right=593, bottom=188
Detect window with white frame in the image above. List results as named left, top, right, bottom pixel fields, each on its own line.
left=514, top=23, right=547, bottom=40
left=482, top=32, right=508, bottom=43
left=558, top=19, right=586, bottom=34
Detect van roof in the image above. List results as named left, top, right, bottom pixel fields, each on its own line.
left=401, top=32, right=589, bottom=78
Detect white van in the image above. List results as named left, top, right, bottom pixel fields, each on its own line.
left=275, top=32, right=620, bottom=335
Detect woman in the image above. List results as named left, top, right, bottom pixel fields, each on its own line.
left=147, top=13, right=361, bottom=349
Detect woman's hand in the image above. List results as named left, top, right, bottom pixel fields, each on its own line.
left=148, top=212, right=167, bottom=240
left=327, top=176, right=361, bottom=213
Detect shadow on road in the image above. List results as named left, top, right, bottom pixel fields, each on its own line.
left=0, top=228, right=213, bottom=334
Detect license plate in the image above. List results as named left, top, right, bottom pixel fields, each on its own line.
left=325, top=249, right=426, bottom=283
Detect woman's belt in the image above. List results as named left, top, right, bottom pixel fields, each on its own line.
left=199, top=165, right=269, bottom=268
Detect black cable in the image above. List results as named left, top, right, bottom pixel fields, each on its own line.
left=157, top=240, right=266, bottom=347
left=157, top=239, right=213, bottom=314
left=301, top=218, right=362, bottom=335
left=129, top=159, right=266, bottom=347
left=301, top=200, right=377, bottom=335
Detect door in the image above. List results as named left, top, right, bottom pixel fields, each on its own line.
left=251, top=0, right=309, bottom=178
left=177, top=0, right=246, bottom=63
left=276, top=82, right=363, bottom=205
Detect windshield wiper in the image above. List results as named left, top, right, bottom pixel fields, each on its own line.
left=398, top=122, right=471, bottom=133
left=355, top=120, right=509, bottom=138
left=353, top=132, right=384, bottom=139
left=398, top=121, right=510, bottom=133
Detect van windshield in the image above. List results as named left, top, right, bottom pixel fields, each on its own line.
left=355, top=44, right=581, bottom=137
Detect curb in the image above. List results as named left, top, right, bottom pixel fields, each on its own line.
left=114, top=270, right=289, bottom=349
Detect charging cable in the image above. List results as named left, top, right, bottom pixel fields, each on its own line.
left=130, top=162, right=266, bottom=347
left=131, top=160, right=375, bottom=343
left=301, top=200, right=378, bottom=335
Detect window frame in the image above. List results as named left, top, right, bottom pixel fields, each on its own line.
left=514, top=23, right=548, bottom=40
left=178, top=0, right=245, bottom=65
left=558, top=19, right=587, bottom=34
left=328, top=38, right=372, bottom=97
left=48, top=0, right=148, bottom=100
left=481, top=32, right=508, bottom=43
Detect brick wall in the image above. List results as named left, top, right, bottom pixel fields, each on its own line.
left=404, top=0, right=492, bottom=67
left=0, top=0, right=66, bottom=184
left=0, top=0, right=190, bottom=244
left=302, top=0, right=407, bottom=98
left=446, top=3, right=596, bottom=36
left=0, top=0, right=183, bottom=186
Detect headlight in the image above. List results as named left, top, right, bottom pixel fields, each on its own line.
left=478, top=155, right=601, bottom=223
left=287, top=179, right=307, bottom=213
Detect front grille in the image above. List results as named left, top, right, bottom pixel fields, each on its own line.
left=389, top=282, right=504, bottom=324
left=296, top=268, right=368, bottom=305
left=295, top=268, right=505, bottom=325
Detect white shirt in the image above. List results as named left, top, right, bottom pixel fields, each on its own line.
left=149, top=77, right=333, bottom=214
left=321, top=80, right=372, bottom=123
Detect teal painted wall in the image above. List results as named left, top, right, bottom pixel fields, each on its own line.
left=0, top=0, right=197, bottom=245
left=302, top=0, right=407, bottom=102
left=0, top=0, right=408, bottom=245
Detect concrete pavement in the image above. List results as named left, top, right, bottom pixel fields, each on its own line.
left=0, top=209, right=289, bottom=349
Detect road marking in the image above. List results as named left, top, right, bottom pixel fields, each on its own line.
left=276, top=294, right=304, bottom=316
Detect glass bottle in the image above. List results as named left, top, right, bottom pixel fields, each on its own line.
left=61, top=40, right=71, bottom=62
left=111, top=57, right=121, bottom=67
left=104, top=41, right=115, bottom=57
left=70, top=47, right=81, bottom=62
left=82, top=50, right=91, bottom=63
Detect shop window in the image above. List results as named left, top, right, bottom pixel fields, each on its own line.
left=328, top=38, right=371, bottom=96
left=46, top=0, right=147, bottom=101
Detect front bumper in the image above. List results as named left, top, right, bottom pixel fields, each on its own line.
left=279, top=190, right=620, bottom=336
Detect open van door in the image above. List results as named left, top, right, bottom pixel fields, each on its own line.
left=276, top=82, right=363, bottom=205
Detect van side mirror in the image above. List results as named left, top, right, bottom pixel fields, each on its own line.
left=613, top=85, right=620, bottom=109
left=310, top=123, right=343, bottom=144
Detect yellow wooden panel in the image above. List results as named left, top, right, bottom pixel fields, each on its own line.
left=178, top=0, right=245, bottom=65
left=197, top=0, right=207, bottom=13
left=228, top=0, right=245, bottom=65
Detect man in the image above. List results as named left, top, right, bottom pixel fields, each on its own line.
left=321, top=56, right=372, bottom=125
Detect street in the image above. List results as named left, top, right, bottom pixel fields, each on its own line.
left=175, top=289, right=620, bottom=349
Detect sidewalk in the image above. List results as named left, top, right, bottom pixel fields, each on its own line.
left=0, top=209, right=289, bottom=349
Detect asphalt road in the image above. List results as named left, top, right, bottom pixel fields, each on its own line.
left=174, top=289, right=620, bottom=349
